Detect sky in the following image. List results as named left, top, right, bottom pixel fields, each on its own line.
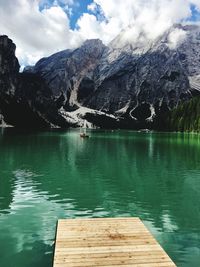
left=0, top=0, right=200, bottom=67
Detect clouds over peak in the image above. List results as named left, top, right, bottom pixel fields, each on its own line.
left=0, top=0, right=200, bottom=66
left=79, top=0, right=198, bottom=46
left=0, top=0, right=82, bottom=66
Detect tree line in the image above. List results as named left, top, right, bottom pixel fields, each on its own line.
left=168, top=96, right=200, bottom=132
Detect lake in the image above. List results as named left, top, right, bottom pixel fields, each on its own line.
left=0, top=128, right=200, bottom=267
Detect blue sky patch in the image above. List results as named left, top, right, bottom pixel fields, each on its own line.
left=39, top=0, right=94, bottom=29
left=39, top=1, right=200, bottom=30
left=190, top=4, right=200, bottom=22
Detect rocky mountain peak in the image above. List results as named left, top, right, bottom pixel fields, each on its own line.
left=0, top=35, right=18, bottom=58
left=0, top=35, right=19, bottom=95
left=1, top=24, right=200, bottom=130
left=81, top=39, right=105, bottom=50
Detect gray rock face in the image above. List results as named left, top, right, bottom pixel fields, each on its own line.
left=0, top=35, right=19, bottom=96
left=25, top=24, right=200, bottom=129
left=1, top=24, right=200, bottom=129
left=84, top=24, right=193, bottom=117
left=27, top=39, right=106, bottom=103
left=24, top=49, right=72, bottom=96
left=0, top=35, right=68, bottom=128
left=0, top=35, right=20, bottom=126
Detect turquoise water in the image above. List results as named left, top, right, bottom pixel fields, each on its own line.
left=0, top=129, right=200, bottom=267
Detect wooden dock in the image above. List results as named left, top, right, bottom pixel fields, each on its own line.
left=53, top=217, right=176, bottom=267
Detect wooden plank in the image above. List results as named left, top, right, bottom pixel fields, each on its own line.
left=54, top=252, right=168, bottom=259
left=55, top=240, right=157, bottom=248
left=54, top=264, right=175, bottom=267
left=53, top=217, right=176, bottom=267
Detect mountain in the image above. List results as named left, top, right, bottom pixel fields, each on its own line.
left=1, top=24, right=200, bottom=129
left=0, top=35, right=69, bottom=128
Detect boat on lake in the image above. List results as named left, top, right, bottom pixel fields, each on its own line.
left=80, top=120, right=89, bottom=138
left=138, top=129, right=151, bottom=133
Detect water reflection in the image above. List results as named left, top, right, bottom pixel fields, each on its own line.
left=0, top=129, right=200, bottom=266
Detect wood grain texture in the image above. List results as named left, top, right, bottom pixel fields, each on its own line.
left=53, top=217, right=176, bottom=267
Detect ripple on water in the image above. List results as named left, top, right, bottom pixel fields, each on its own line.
left=0, top=130, right=200, bottom=267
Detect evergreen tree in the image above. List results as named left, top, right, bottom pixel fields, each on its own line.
left=168, top=96, right=200, bottom=132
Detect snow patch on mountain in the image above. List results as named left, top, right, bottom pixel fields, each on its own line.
left=59, top=106, right=117, bottom=128
left=189, top=75, right=200, bottom=91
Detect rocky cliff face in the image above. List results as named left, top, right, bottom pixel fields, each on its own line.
left=0, top=36, right=19, bottom=126
left=0, top=35, right=19, bottom=95
left=24, top=24, right=200, bottom=129
left=27, top=39, right=106, bottom=106
left=0, top=35, right=68, bottom=128
left=1, top=24, right=200, bottom=129
left=82, top=24, right=195, bottom=120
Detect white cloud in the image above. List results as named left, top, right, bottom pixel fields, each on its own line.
left=0, top=0, right=82, bottom=66
left=0, top=0, right=200, bottom=66
left=87, top=3, right=97, bottom=12
left=76, top=14, right=102, bottom=40
left=77, top=0, right=197, bottom=47
left=168, top=28, right=187, bottom=49
left=190, top=0, right=200, bottom=10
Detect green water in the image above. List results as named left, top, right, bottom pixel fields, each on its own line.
left=0, top=129, right=200, bottom=267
